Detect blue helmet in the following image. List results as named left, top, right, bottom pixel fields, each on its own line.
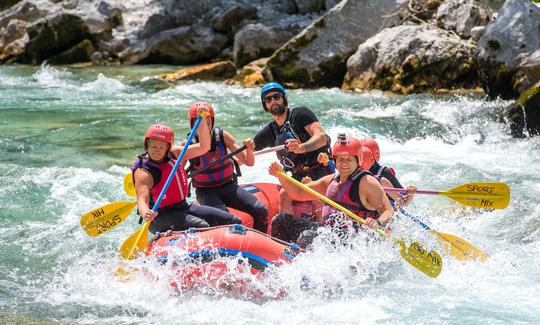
left=260, top=82, right=288, bottom=110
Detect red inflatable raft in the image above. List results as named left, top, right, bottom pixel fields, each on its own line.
left=145, top=183, right=300, bottom=296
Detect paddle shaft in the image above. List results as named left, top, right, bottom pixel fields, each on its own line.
left=152, top=116, right=204, bottom=212
left=188, top=145, right=247, bottom=178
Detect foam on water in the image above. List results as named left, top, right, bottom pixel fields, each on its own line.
left=1, top=66, right=539, bottom=323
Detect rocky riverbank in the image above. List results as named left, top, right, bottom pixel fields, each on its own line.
left=1, top=0, right=539, bottom=136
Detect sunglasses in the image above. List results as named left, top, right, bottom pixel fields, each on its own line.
left=263, top=93, right=283, bottom=103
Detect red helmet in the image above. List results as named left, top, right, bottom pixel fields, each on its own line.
left=360, top=146, right=376, bottom=170
left=332, top=134, right=363, bottom=163
left=360, top=138, right=380, bottom=162
left=188, top=102, right=215, bottom=119
left=144, top=124, right=174, bottom=149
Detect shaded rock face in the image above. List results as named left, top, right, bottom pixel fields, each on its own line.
left=435, top=0, right=493, bottom=39
left=233, top=23, right=294, bottom=67
left=343, top=24, right=478, bottom=94
left=506, top=81, right=540, bottom=137
left=210, top=3, right=257, bottom=33
left=22, top=13, right=92, bottom=64
left=266, top=0, right=405, bottom=88
left=477, top=0, right=540, bottom=99
left=130, top=24, right=228, bottom=65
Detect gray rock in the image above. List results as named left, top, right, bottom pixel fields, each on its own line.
left=470, top=25, right=485, bottom=41
left=233, top=23, right=294, bottom=67
left=477, top=0, right=540, bottom=99
left=435, top=0, right=493, bottom=39
left=343, top=24, right=478, bottom=94
left=295, top=0, right=324, bottom=14
left=210, top=3, right=257, bottom=32
left=22, top=13, right=92, bottom=64
left=121, top=23, right=228, bottom=65
left=266, top=0, right=405, bottom=87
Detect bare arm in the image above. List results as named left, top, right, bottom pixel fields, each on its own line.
left=360, top=175, right=394, bottom=226
left=223, top=131, right=255, bottom=166
left=170, top=116, right=211, bottom=162
left=134, top=169, right=158, bottom=221
left=286, top=121, right=328, bottom=154
left=268, top=161, right=331, bottom=201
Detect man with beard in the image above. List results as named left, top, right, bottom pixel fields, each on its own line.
left=253, top=82, right=333, bottom=242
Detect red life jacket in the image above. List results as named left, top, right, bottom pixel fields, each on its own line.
left=189, top=127, right=239, bottom=188
left=321, top=169, right=379, bottom=221
left=132, top=155, right=188, bottom=209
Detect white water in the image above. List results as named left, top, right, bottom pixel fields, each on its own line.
left=0, top=64, right=539, bottom=324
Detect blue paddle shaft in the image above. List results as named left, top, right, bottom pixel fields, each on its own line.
left=151, top=116, right=203, bottom=212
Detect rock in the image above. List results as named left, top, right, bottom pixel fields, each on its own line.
left=226, top=57, right=268, bottom=86
left=233, top=23, right=294, bottom=67
left=506, top=81, right=540, bottom=137
left=21, top=13, right=92, bottom=64
left=266, top=0, right=405, bottom=88
left=477, top=0, right=540, bottom=99
left=281, top=0, right=298, bottom=14
left=470, top=25, right=486, bottom=41
left=435, top=0, right=493, bottom=39
left=122, top=24, right=228, bottom=65
left=137, top=13, right=177, bottom=39
left=210, top=3, right=257, bottom=33
left=324, top=0, right=342, bottom=10
left=48, top=38, right=96, bottom=64
left=0, top=19, right=28, bottom=62
left=0, top=2, right=44, bottom=29
left=0, top=0, right=23, bottom=12
left=343, top=24, right=478, bottom=94
left=160, top=60, right=237, bottom=82
left=295, top=0, right=324, bottom=14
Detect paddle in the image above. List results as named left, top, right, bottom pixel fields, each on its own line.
left=119, top=114, right=205, bottom=260
left=277, top=171, right=442, bottom=278
left=80, top=201, right=137, bottom=237
left=384, top=182, right=510, bottom=209
left=123, top=144, right=286, bottom=197
left=399, top=210, right=487, bottom=261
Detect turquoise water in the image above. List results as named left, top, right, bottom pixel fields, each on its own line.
left=1, top=64, right=539, bottom=324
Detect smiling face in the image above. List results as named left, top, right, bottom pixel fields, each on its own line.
left=335, top=155, right=359, bottom=178
left=146, top=138, right=169, bottom=161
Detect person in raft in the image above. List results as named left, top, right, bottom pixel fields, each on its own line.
left=268, top=134, right=400, bottom=244
left=132, top=111, right=241, bottom=234
left=253, top=81, right=333, bottom=240
left=185, top=101, right=269, bottom=233
left=359, top=139, right=416, bottom=209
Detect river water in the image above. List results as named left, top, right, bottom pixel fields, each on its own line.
left=0, top=64, right=538, bottom=324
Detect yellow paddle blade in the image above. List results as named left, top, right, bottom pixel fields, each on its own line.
left=119, top=222, right=149, bottom=260
left=398, top=240, right=442, bottom=278
left=80, top=201, right=137, bottom=237
left=435, top=231, right=488, bottom=261
left=444, top=182, right=510, bottom=209
left=124, top=173, right=136, bottom=197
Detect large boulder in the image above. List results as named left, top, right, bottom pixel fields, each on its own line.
left=20, top=13, right=92, bottom=64
left=265, top=0, right=405, bottom=88
left=343, top=23, right=478, bottom=94
left=120, top=24, right=228, bottom=65
left=476, top=0, right=540, bottom=99
left=435, top=0, right=493, bottom=39
left=233, top=23, right=294, bottom=67
left=210, top=3, right=257, bottom=33
left=506, top=81, right=540, bottom=137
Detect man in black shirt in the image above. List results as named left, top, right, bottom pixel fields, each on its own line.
left=253, top=82, right=333, bottom=242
